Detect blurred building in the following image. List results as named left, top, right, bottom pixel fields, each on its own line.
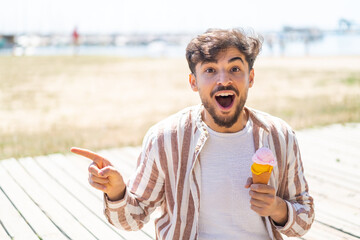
left=0, top=35, right=15, bottom=48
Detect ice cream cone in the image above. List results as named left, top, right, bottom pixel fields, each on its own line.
left=252, top=171, right=271, bottom=184
left=251, top=147, right=277, bottom=185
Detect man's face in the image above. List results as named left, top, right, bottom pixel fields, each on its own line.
left=189, top=47, right=254, bottom=132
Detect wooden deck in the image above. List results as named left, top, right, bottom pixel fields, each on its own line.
left=1, top=123, right=359, bottom=240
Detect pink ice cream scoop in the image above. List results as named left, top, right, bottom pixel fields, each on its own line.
left=251, top=147, right=277, bottom=184
left=252, top=147, right=277, bottom=166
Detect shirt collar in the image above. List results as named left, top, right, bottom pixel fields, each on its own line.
left=245, top=106, right=271, bottom=133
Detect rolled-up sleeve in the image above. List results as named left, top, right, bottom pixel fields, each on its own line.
left=274, top=131, right=315, bottom=237
left=104, top=129, right=165, bottom=231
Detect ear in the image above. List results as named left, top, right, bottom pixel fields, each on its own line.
left=249, top=68, right=255, bottom=88
left=189, top=73, right=198, bottom=92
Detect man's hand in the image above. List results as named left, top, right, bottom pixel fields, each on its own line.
left=245, top=177, right=288, bottom=226
left=71, top=147, right=126, bottom=201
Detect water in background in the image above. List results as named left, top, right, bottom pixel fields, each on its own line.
left=261, top=33, right=360, bottom=57
left=1, top=33, right=360, bottom=57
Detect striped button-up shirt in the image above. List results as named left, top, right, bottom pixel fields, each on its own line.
left=104, top=105, right=315, bottom=240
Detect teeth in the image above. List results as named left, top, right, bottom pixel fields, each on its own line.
left=217, top=93, right=234, bottom=97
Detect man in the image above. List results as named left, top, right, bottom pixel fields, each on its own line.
left=71, top=28, right=314, bottom=239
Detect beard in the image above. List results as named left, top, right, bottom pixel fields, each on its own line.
left=201, top=95, right=246, bottom=128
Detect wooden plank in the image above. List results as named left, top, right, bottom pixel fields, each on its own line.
left=282, top=219, right=359, bottom=240
left=297, top=133, right=360, bottom=168
left=301, top=220, right=360, bottom=240
left=0, top=221, right=11, bottom=240
left=314, top=196, right=360, bottom=236
left=300, top=152, right=359, bottom=180
left=49, top=153, right=102, bottom=200
left=32, top=155, right=127, bottom=239
left=0, top=185, right=37, bottom=240
left=118, top=146, right=141, bottom=163
left=36, top=154, right=154, bottom=240
left=99, top=149, right=137, bottom=180
left=310, top=195, right=360, bottom=228
left=308, top=181, right=360, bottom=224
left=46, top=154, right=130, bottom=240
left=0, top=160, right=53, bottom=240
left=53, top=152, right=158, bottom=239
left=296, top=126, right=360, bottom=239
left=62, top=150, right=136, bottom=197
left=1, top=158, right=84, bottom=240
left=18, top=157, right=99, bottom=240
left=56, top=152, right=156, bottom=239
left=304, top=159, right=360, bottom=189
left=300, top=143, right=360, bottom=178
left=299, top=136, right=360, bottom=183
left=53, top=152, right=136, bottom=203
left=109, top=147, right=141, bottom=170
left=300, top=124, right=360, bottom=148
left=306, top=172, right=360, bottom=210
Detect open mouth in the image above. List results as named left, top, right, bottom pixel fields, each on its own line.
left=215, top=93, right=235, bottom=109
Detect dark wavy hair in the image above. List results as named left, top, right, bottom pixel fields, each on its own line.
left=186, top=28, right=263, bottom=74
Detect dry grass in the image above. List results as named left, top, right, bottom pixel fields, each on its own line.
left=1, top=55, right=359, bottom=159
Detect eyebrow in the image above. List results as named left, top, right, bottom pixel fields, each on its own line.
left=200, top=56, right=245, bottom=68
left=200, top=56, right=245, bottom=66
left=228, top=56, right=244, bottom=64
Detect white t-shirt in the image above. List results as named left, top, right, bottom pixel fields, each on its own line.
left=198, top=120, right=270, bottom=240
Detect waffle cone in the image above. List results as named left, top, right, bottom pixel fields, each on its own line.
left=252, top=171, right=271, bottom=184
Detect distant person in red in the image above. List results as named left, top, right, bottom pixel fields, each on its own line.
left=72, top=27, right=80, bottom=55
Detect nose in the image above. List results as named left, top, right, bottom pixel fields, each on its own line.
left=217, top=70, right=232, bottom=86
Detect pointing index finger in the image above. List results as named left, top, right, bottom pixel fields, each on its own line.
left=70, top=147, right=110, bottom=167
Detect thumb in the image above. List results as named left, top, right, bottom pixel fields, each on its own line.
left=244, top=177, right=253, bottom=188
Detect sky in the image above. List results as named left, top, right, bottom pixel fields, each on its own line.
left=1, top=0, right=360, bottom=34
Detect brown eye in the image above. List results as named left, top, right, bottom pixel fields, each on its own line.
left=231, top=67, right=240, bottom=72
left=205, top=68, right=215, bottom=73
